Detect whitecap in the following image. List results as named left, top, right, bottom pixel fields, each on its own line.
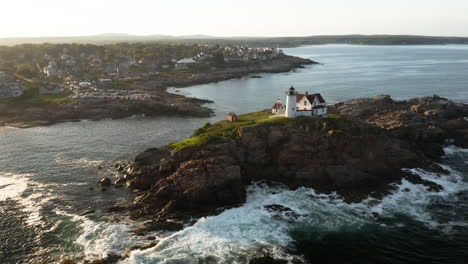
left=121, top=163, right=468, bottom=263
left=443, top=145, right=468, bottom=155
left=122, top=185, right=369, bottom=264
left=0, top=173, right=31, bottom=200
left=55, top=154, right=103, bottom=168
left=55, top=209, right=141, bottom=259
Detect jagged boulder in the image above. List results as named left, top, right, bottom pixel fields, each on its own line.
left=98, top=177, right=111, bottom=187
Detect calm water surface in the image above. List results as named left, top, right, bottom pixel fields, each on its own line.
left=173, top=45, right=468, bottom=117
left=1, top=45, right=468, bottom=264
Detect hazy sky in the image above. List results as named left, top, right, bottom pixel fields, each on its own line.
left=1, top=0, right=468, bottom=38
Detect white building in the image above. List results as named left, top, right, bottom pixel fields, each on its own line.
left=43, top=62, right=60, bottom=77
left=175, top=58, right=196, bottom=70
left=272, top=86, right=327, bottom=117
left=195, top=52, right=213, bottom=61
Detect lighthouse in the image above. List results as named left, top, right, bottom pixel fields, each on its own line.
left=285, top=86, right=297, bottom=118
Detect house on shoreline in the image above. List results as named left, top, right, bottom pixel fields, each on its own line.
left=272, top=86, right=327, bottom=117
left=175, top=58, right=196, bottom=70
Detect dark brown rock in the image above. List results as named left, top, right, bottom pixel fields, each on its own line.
left=114, top=177, right=126, bottom=186
left=130, top=241, right=159, bottom=251
left=249, top=254, right=289, bottom=264
left=124, top=95, right=468, bottom=219
left=131, top=220, right=183, bottom=235
left=98, top=177, right=111, bottom=187
left=59, top=260, right=76, bottom=264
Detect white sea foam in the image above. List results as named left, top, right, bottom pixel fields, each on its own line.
left=81, top=146, right=466, bottom=263
left=121, top=159, right=467, bottom=263
left=0, top=172, right=57, bottom=226
left=353, top=159, right=466, bottom=229
left=77, top=219, right=140, bottom=259
left=55, top=209, right=141, bottom=259
left=443, top=145, right=468, bottom=155
left=0, top=173, right=31, bottom=200
left=55, top=154, right=103, bottom=168
left=121, top=185, right=369, bottom=264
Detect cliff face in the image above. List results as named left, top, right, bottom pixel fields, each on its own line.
left=122, top=95, right=468, bottom=220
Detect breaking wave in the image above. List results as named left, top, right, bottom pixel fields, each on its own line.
left=54, top=154, right=104, bottom=168
left=116, top=146, right=467, bottom=263
left=0, top=173, right=31, bottom=200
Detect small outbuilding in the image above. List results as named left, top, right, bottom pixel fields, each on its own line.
left=227, top=112, right=238, bottom=122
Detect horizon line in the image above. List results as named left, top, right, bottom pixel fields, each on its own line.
left=2, top=33, right=468, bottom=40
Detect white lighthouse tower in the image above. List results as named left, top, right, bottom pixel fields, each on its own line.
left=285, top=86, right=297, bottom=118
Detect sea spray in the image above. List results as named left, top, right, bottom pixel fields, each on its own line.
left=120, top=147, right=468, bottom=263
left=75, top=216, right=140, bottom=259
left=0, top=173, right=31, bottom=200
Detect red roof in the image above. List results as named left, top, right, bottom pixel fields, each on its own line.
left=272, top=103, right=282, bottom=110
left=296, top=93, right=325, bottom=104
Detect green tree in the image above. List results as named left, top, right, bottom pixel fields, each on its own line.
left=212, top=52, right=225, bottom=67
left=16, top=64, right=36, bottom=77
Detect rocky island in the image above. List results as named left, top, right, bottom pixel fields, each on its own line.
left=113, top=95, right=468, bottom=224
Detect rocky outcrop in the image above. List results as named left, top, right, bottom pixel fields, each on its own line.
left=0, top=95, right=213, bottom=128
left=123, top=95, right=468, bottom=220
left=128, top=142, right=246, bottom=219
left=331, top=95, right=468, bottom=148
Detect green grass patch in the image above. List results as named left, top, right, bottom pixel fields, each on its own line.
left=157, top=71, right=192, bottom=79
left=0, top=93, right=76, bottom=106
left=327, top=113, right=342, bottom=119
left=0, top=81, right=75, bottom=106
left=170, top=110, right=273, bottom=151
left=170, top=110, right=354, bottom=151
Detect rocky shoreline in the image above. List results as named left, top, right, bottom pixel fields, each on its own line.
left=116, top=95, right=467, bottom=219
left=75, top=95, right=468, bottom=264
left=0, top=54, right=316, bottom=129
left=0, top=93, right=213, bottom=129
left=156, top=54, right=318, bottom=89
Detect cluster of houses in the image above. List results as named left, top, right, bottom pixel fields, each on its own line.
left=38, top=45, right=286, bottom=80
left=174, top=52, right=216, bottom=70
left=0, top=71, right=23, bottom=98
left=223, top=47, right=283, bottom=63
left=41, top=52, right=151, bottom=79
left=174, top=46, right=284, bottom=70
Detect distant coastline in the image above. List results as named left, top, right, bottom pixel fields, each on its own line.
left=1, top=34, right=468, bottom=47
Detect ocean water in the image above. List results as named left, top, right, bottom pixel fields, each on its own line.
left=171, top=44, right=468, bottom=118
left=1, top=45, right=468, bottom=264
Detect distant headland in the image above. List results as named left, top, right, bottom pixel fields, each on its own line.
left=1, top=34, right=468, bottom=47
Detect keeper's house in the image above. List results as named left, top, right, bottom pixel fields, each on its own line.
left=272, top=86, right=327, bottom=118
